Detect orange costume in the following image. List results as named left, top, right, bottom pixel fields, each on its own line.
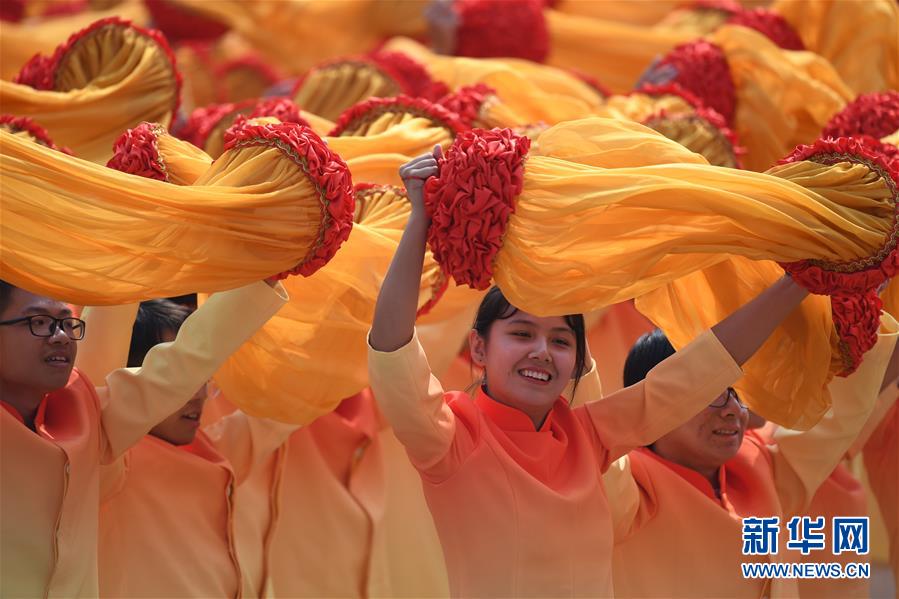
left=0, top=281, right=286, bottom=597
left=369, top=328, right=741, bottom=596
left=606, top=318, right=897, bottom=598
left=864, top=400, right=899, bottom=591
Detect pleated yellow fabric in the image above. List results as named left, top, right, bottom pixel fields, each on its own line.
left=424, top=119, right=897, bottom=428
left=0, top=0, right=149, bottom=81
left=0, top=18, right=180, bottom=165
left=709, top=25, right=853, bottom=171
left=212, top=184, right=483, bottom=423
left=0, top=121, right=353, bottom=304
left=292, top=59, right=406, bottom=122
left=381, top=37, right=603, bottom=125
left=773, top=0, right=899, bottom=94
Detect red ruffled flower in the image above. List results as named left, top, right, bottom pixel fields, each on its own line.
left=15, top=17, right=184, bottom=119
left=106, top=122, right=168, bottom=181
left=831, top=290, right=883, bottom=376
left=225, top=121, right=355, bottom=279
left=424, top=128, right=530, bottom=289
left=13, top=53, right=56, bottom=90
left=176, top=99, right=256, bottom=148
left=328, top=95, right=468, bottom=138
left=144, top=0, right=229, bottom=43
left=822, top=91, right=899, bottom=141
left=368, top=50, right=449, bottom=101
left=645, top=40, right=736, bottom=124
left=245, top=97, right=311, bottom=127
left=634, top=82, right=707, bottom=111
left=778, top=137, right=899, bottom=376
left=0, top=0, right=25, bottom=22
left=454, top=0, right=549, bottom=63
left=0, top=115, right=72, bottom=154
left=726, top=8, right=805, bottom=51
left=436, top=83, right=497, bottom=129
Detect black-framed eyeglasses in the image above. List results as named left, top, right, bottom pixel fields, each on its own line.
left=709, top=387, right=746, bottom=410
left=0, top=315, right=86, bottom=340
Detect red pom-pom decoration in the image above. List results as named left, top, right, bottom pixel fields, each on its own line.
left=436, top=83, right=497, bottom=128
left=822, top=91, right=899, bottom=141
left=106, top=122, right=168, bottom=181
left=176, top=99, right=256, bottom=148
left=368, top=50, right=449, bottom=101
left=726, top=8, right=805, bottom=51
left=454, top=0, right=549, bottom=63
left=640, top=40, right=736, bottom=125
left=0, top=115, right=72, bottom=154
left=831, top=290, right=884, bottom=376
left=424, top=128, right=530, bottom=289
left=224, top=121, right=355, bottom=279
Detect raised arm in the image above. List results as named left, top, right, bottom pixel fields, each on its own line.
left=370, top=146, right=442, bottom=352
left=584, top=274, right=809, bottom=467
left=97, top=281, right=288, bottom=462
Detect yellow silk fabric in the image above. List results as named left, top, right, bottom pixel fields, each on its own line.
left=773, top=0, right=899, bottom=94
left=503, top=119, right=892, bottom=315
left=487, top=118, right=894, bottom=427
left=0, top=131, right=327, bottom=303
left=167, top=0, right=382, bottom=75
left=381, top=37, right=603, bottom=126
left=0, top=0, right=149, bottom=81
left=154, top=129, right=212, bottom=185
left=213, top=185, right=483, bottom=423
left=544, top=9, right=694, bottom=93
left=711, top=26, right=853, bottom=171
left=0, top=20, right=179, bottom=165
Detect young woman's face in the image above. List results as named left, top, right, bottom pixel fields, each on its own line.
left=470, top=311, right=578, bottom=424
left=652, top=389, right=749, bottom=474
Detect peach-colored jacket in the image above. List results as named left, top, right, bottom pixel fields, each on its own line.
left=369, top=328, right=741, bottom=597
left=0, top=281, right=286, bottom=598
left=864, top=400, right=899, bottom=592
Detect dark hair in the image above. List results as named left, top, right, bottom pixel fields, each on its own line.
left=127, top=299, right=192, bottom=367
left=472, top=286, right=587, bottom=399
left=0, top=280, right=16, bottom=316
left=166, top=293, right=198, bottom=311
left=623, top=329, right=675, bottom=387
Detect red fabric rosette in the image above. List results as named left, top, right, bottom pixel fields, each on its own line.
left=778, top=136, right=899, bottom=375
left=822, top=91, right=899, bottom=141
left=224, top=121, right=356, bottom=279
left=176, top=99, right=256, bottom=150
left=144, top=0, right=229, bottom=44
left=424, top=128, right=529, bottom=289
left=328, top=95, right=468, bottom=138
left=246, top=97, right=311, bottom=127
left=106, top=122, right=168, bottom=181
left=639, top=39, right=736, bottom=125
left=454, top=0, right=549, bottom=62
left=368, top=50, right=449, bottom=101
left=726, top=8, right=805, bottom=51
left=0, top=115, right=72, bottom=154
left=436, top=83, right=497, bottom=129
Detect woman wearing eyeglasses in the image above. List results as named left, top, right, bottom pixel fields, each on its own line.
left=603, top=328, right=899, bottom=598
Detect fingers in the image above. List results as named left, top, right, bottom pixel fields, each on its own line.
left=400, top=151, right=440, bottom=179
left=433, top=144, right=444, bottom=159
left=403, top=164, right=440, bottom=181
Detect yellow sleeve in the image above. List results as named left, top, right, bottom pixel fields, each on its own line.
left=772, top=314, right=899, bottom=517
left=96, top=281, right=288, bottom=462
left=204, top=407, right=299, bottom=486
left=368, top=329, right=457, bottom=472
left=74, top=303, right=140, bottom=385
left=582, top=330, right=743, bottom=468
left=566, top=357, right=602, bottom=407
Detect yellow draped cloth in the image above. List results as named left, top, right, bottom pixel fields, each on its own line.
left=0, top=120, right=354, bottom=304
left=773, top=0, right=899, bottom=94
left=423, top=118, right=897, bottom=428
left=213, top=183, right=483, bottom=423
left=707, top=26, right=854, bottom=172
left=543, top=8, right=695, bottom=94
left=381, top=37, right=603, bottom=126
left=0, top=0, right=149, bottom=81
left=0, top=17, right=180, bottom=165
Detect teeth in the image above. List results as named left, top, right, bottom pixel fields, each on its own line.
left=521, top=369, right=550, bottom=382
